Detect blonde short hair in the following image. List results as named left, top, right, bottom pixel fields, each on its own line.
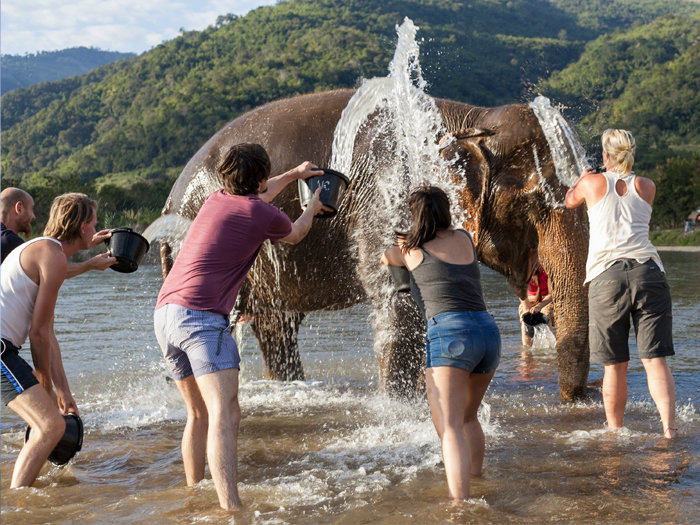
left=602, top=129, right=636, bottom=174
left=43, top=193, right=96, bottom=243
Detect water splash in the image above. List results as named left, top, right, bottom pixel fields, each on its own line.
left=142, top=213, right=193, bottom=260
left=529, top=96, right=589, bottom=190
left=330, top=17, right=466, bottom=236
left=531, top=323, right=557, bottom=351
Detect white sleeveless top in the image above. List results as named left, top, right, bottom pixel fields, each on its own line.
left=585, top=172, right=663, bottom=283
left=1, top=237, right=62, bottom=347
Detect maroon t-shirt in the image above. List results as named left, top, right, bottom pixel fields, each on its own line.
left=156, top=190, right=292, bottom=315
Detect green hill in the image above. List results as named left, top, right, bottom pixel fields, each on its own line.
left=1, top=47, right=135, bottom=95
left=1, top=0, right=698, bottom=230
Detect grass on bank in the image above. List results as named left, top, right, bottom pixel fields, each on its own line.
left=649, top=228, right=700, bottom=246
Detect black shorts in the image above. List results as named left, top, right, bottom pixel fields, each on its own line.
left=588, top=259, right=674, bottom=364
left=1, top=338, right=39, bottom=405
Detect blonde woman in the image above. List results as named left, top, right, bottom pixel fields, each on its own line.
left=1, top=193, right=100, bottom=487
left=565, top=129, right=676, bottom=439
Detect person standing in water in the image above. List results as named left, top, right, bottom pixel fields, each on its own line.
left=518, top=251, right=553, bottom=347
left=153, top=143, right=327, bottom=510
left=1, top=186, right=115, bottom=272
left=381, top=185, right=501, bottom=500
left=1, top=193, right=100, bottom=487
left=565, top=128, right=676, bottom=439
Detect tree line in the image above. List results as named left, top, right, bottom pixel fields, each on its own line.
left=1, top=0, right=698, bottom=231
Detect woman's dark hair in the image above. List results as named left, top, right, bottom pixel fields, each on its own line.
left=398, top=185, right=452, bottom=252
left=218, top=143, right=271, bottom=195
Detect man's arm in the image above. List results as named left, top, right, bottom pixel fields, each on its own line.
left=259, top=161, right=323, bottom=203
left=66, top=229, right=116, bottom=278
left=49, top=322, right=78, bottom=414
left=66, top=252, right=117, bottom=278
left=278, top=188, right=324, bottom=245
left=28, top=246, right=66, bottom=394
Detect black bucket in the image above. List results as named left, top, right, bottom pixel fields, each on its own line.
left=25, top=413, right=83, bottom=466
left=388, top=265, right=411, bottom=293
left=521, top=312, right=550, bottom=338
left=297, top=168, right=350, bottom=218
left=105, top=227, right=150, bottom=273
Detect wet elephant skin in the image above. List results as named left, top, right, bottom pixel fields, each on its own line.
left=159, top=89, right=589, bottom=401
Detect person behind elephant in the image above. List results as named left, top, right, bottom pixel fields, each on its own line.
left=1, top=193, right=99, bottom=487
left=153, top=142, right=327, bottom=510
left=381, top=185, right=501, bottom=500
left=518, top=251, right=554, bottom=346
left=565, top=129, right=676, bottom=439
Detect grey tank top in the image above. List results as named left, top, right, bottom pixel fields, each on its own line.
left=409, top=231, right=487, bottom=320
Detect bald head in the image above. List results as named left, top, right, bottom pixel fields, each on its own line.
left=1, top=187, right=35, bottom=236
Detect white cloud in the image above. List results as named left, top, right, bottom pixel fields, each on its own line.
left=1, top=0, right=277, bottom=55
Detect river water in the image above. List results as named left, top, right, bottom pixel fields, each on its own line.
left=1, top=249, right=698, bottom=525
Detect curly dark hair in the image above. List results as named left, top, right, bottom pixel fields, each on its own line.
left=397, top=185, right=452, bottom=252
left=218, top=143, right=271, bottom=195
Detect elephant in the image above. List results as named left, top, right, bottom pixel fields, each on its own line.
left=154, top=88, right=590, bottom=401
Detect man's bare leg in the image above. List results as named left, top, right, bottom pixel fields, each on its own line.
left=195, top=368, right=242, bottom=510
left=8, top=384, right=65, bottom=487
left=174, top=375, right=208, bottom=485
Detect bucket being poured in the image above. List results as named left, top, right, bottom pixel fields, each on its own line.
left=297, top=168, right=350, bottom=218
left=388, top=265, right=411, bottom=293
left=105, top=227, right=150, bottom=273
left=521, top=312, right=550, bottom=338
left=25, top=413, right=83, bottom=466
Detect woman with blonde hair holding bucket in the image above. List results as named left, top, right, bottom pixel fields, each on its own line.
left=566, top=129, right=676, bottom=439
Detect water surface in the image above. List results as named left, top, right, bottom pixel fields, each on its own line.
left=2, top=250, right=698, bottom=524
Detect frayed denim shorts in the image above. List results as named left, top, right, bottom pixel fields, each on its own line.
left=426, top=310, right=501, bottom=373
left=154, top=304, right=240, bottom=381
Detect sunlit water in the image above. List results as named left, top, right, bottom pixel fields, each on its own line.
left=1, top=250, right=698, bottom=525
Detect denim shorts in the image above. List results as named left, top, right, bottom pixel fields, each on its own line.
left=426, top=311, right=501, bottom=373
left=154, top=304, right=240, bottom=381
left=588, top=258, right=674, bottom=364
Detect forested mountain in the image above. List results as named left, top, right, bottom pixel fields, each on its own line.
left=1, top=0, right=698, bottom=229
left=1, top=47, right=135, bottom=95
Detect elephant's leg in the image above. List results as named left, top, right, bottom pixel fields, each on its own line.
left=160, top=242, right=173, bottom=279
left=373, top=294, right=426, bottom=397
left=250, top=311, right=306, bottom=381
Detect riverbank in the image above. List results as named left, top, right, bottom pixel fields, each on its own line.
left=649, top=229, right=700, bottom=247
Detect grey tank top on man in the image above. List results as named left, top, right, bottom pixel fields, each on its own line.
left=408, top=231, right=487, bottom=321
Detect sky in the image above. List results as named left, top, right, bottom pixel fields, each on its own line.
left=1, top=0, right=277, bottom=56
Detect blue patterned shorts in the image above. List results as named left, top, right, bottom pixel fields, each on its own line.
left=154, top=304, right=240, bottom=380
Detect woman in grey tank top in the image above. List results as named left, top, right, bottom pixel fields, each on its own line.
left=381, top=185, right=501, bottom=501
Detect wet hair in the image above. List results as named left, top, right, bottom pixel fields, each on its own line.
left=398, top=185, right=452, bottom=252
left=218, top=143, right=271, bottom=195
left=602, top=129, right=636, bottom=174
left=43, top=193, right=96, bottom=243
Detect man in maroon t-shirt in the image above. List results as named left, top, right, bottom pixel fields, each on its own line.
left=154, top=143, right=326, bottom=511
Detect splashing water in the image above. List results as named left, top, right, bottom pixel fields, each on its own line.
left=531, top=323, right=557, bottom=351
left=330, top=17, right=466, bottom=238
left=142, top=213, right=193, bottom=260
left=529, top=96, right=589, bottom=192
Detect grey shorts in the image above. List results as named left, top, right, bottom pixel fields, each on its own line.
left=154, top=304, right=240, bottom=381
left=588, top=259, right=674, bottom=364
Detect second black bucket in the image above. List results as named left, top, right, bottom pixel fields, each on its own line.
left=297, top=168, right=350, bottom=218
left=105, top=227, right=150, bottom=273
left=388, top=265, right=411, bottom=293
left=25, top=413, right=83, bottom=466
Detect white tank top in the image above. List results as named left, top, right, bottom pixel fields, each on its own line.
left=1, top=237, right=62, bottom=347
left=585, top=172, right=663, bottom=283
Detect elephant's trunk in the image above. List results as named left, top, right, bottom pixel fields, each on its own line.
left=536, top=206, right=589, bottom=401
